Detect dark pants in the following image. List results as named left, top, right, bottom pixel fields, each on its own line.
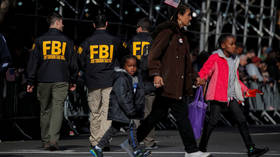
left=98, top=121, right=139, bottom=150
left=199, top=100, right=254, bottom=151
left=137, top=96, right=198, bottom=153
left=37, top=82, right=69, bottom=144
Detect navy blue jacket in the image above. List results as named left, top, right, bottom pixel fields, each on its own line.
left=108, top=69, right=145, bottom=124
left=27, top=28, right=78, bottom=85
left=78, top=30, right=121, bottom=90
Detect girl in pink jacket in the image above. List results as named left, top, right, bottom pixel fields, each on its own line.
left=198, top=34, right=268, bottom=157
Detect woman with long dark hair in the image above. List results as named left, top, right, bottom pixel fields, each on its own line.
left=135, top=4, right=210, bottom=157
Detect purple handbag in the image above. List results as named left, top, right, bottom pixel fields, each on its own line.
left=188, top=86, right=208, bottom=139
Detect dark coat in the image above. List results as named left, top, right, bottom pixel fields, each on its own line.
left=27, top=28, right=78, bottom=85
left=78, top=30, right=121, bottom=90
left=108, top=70, right=145, bottom=124
left=148, top=22, right=197, bottom=100
left=0, top=34, right=11, bottom=72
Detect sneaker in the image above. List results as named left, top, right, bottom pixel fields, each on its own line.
left=134, top=148, right=151, bottom=157
left=248, top=146, right=269, bottom=157
left=89, top=146, right=103, bottom=157
left=120, top=140, right=135, bottom=157
left=145, top=143, right=159, bottom=150
left=199, top=146, right=207, bottom=152
left=42, top=143, right=50, bottom=150
left=185, top=151, right=211, bottom=157
left=120, top=140, right=152, bottom=157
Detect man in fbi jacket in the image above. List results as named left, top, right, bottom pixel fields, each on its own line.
left=26, top=13, right=78, bottom=151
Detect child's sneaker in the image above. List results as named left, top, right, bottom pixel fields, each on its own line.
left=120, top=139, right=151, bottom=157
left=89, top=146, right=103, bottom=157
left=134, top=148, right=151, bottom=157
left=120, top=139, right=135, bottom=157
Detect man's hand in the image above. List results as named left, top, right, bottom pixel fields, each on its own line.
left=27, top=85, right=34, bottom=93
left=196, top=77, right=206, bottom=86
left=69, top=84, right=76, bottom=91
left=153, top=76, right=164, bottom=88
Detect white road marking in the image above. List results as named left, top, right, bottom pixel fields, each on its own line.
left=0, top=151, right=279, bottom=156
left=251, top=132, right=280, bottom=136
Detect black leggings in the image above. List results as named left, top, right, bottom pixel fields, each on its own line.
left=199, top=100, right=254, bottom=151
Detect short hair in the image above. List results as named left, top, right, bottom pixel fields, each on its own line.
left=171, top=4, right=191, bottom=22
left=218, top=34, right=235, bottom=48
left=47, top=13, right=62, bottom=26
left=137, top=18, right=151, bottom=31
left=120, top=55, right=139, bottom=68
left=94, top=14, right=107, bottom=28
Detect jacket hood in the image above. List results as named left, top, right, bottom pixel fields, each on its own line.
left=113, top=67, right=139, bottom=80
left=113, top=67, right=127, bottom=80
left=114, top=67, right=127, bottom=73
left=215, top=49, right=239, bottom=65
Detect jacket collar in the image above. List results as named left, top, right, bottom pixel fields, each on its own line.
left=215, top=49, right=240, bottom=69
left=114, top=67, right=139, bottom=79
left=215, top=49, right=237, bottom=60
left=94, top=29, right=107, bottom=34
left=48, top=28, right=62, bottom=33
left=114, top=67, right=127, bottom=73
left=152, top=21, right=181, bottom=39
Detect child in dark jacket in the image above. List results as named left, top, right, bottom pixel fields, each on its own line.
left=90, top=55, right=150, bottom=157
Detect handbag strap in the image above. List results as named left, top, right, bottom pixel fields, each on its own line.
left=194, top=86, right=202, bottom=102
left=198, top=86, right=205, bottom=103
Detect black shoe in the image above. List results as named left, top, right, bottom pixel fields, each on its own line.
left=42, top=143, right=50, bottom=150
left=199, top=147, right=207, bottom=152
left=90, top=146, right=103, bottom=157
left=49, top=143, right=60, bottom=151
left=145, top=143, right=159, bottom=150
left=248, top=146, right=269, bottom=157
left=103, top=146, right=110, bottom=152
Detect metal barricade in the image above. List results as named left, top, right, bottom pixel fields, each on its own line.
left=247, top=81, right=280, bottom=125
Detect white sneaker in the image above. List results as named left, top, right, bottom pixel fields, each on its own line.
left=185, top=151, right=211, bottom=157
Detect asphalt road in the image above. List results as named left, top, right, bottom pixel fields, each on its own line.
left=0, top=127, right=279, bottom=157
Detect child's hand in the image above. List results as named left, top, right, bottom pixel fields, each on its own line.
left=154, top=76, right=164, bottom=88
left=196, top=77, right=206, bottom=86
left=245, top=89, right=264, bottom=98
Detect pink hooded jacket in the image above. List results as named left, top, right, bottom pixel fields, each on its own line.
left=198, top=49, right=248, bottom=102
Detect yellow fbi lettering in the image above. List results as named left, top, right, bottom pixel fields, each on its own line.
left=42, top=41, right=66, bottom=60
left=132, top=41, right=150, bottom=59
left=90, top=45, right=114, bottom=63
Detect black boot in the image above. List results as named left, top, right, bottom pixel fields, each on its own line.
left=248, top=146, right=269, bottom=157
